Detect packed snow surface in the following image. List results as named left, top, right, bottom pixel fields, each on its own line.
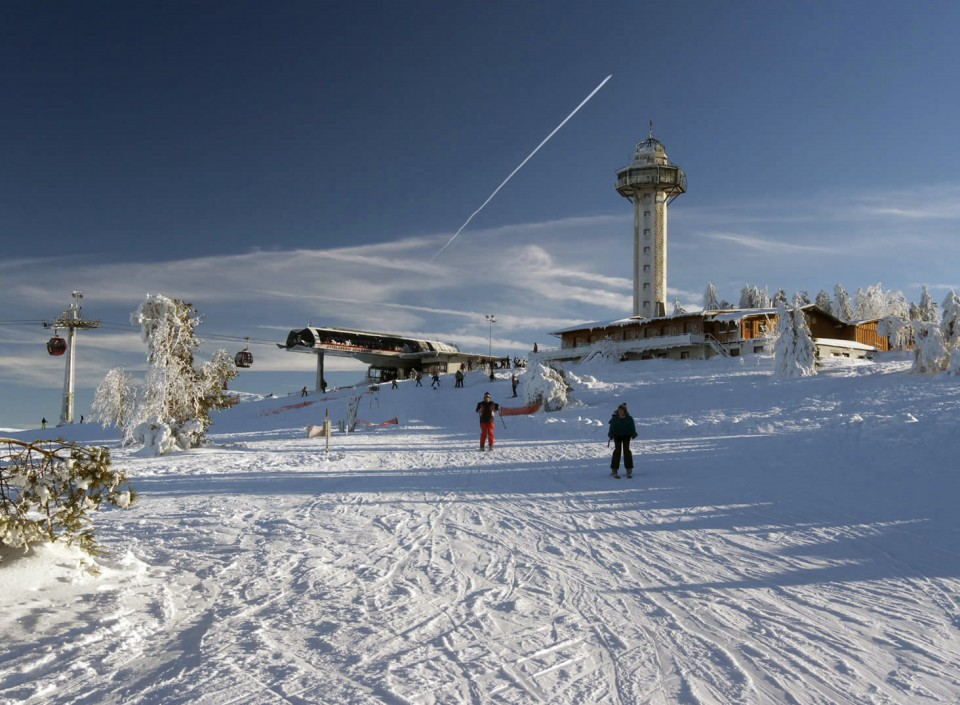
left=3, top=355, right=960, bottom=704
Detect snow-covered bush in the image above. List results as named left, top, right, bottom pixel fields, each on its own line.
left=773, top=301, right=816, bottom=378
left=0, top=438, right=135, bottom=558
left=521, top=363, right=570, bottom=411
left=911, top=322, right=948, bottom=374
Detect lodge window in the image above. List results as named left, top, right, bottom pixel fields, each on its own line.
left=680, top=351, right=689, bottom=360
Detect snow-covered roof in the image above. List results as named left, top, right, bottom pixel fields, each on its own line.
left=815, top=337, right=876, bottom=351
left=551, top=317, right=642, bottom=335
left=706, top=308, right=778, bottom=323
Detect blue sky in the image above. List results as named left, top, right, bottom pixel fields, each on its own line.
left=2, top=1, right=959, bottom=429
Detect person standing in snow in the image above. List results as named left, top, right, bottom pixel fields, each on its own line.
left=415, top=369, right=423, bottom=387
left=475, top=392, right=500, bottom=451
left=608, top=403, right=637, bottom=478
left=511, top=374, right=519, bottom=397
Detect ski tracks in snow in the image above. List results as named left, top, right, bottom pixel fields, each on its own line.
left=5, top=416, right=960, bottom=705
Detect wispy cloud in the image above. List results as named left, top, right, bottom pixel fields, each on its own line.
left=701, top=231, right=837, bottom=254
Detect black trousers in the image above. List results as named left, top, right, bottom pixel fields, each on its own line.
left=611, top=437, right=633, bottom=470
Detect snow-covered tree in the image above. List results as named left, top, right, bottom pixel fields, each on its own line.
left=833, top=284, right=853, bottom=321
left=855, top=283, right=886, bottom=320
left=940, top=290, right=960, bottom=374
left=797, top=290, right=811, bottom=305
left=739, top=284, right=770, bottom=309
left=702, top=283, right=721, bottom=311
left=672, top=299, right=687, bottom=315
left=772, top=289, right=788, bottom=307
left=814, top=290, right=832, bottom=311
left=122, top=295, right=238, bottom=453
left=878, top=316, right=912, bottom=350
left=773, top=300, right=816, bottom=378
left=92, top=368, right=137, bottom=430
left=940, top=290, right=960, bottom=344
left=916, top=285, right=939, bottom=322
left=912, top=322, right=948, bottom=374
left=885, top=289, right=909, bottom=321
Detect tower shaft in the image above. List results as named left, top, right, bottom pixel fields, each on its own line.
left=615, top=127, right=686, bottom=318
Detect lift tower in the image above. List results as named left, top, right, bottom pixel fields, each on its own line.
left=615, top=124, right=687, bottom=318
left=46, top=291, right=100, bottom=425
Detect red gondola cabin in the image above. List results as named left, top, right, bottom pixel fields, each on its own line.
left=47, top=336, right=67, bottom=356
left=235, top=350, right=253, bottom=368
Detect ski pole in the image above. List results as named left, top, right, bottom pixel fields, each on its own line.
left=498, top=410, right=506, bottom=429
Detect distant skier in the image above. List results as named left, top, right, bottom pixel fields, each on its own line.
left=41, top=417, right=47, bottom=429
left=608, top=403, right=637, bottom=478
left=475, top=392, right=500, bottom=451
left=415, top=370, right=423, bottom=387
left=511, top=374, right=519, bottom=397
left=431, top=371, right=440, bottom=389
left=455, top=369, right=464, bottom=388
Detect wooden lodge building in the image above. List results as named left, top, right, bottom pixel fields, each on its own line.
left=545, top=305, right=891, bottom=363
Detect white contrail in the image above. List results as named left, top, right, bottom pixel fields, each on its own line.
left=429, top=74, right=613, bottom=262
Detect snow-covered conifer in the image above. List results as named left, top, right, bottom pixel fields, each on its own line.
left=739, top=284, right=770, bottom=309
left=917, top=285, right=939, bottom=322
left=702, top=283, right=721, bottom=311
left=815, top=290, right=832, bottom=311
left=912, top=322, right=948, bottom=374
left=672, top=299, right=686, bottom=315
left=772, top=289, right=788, bottom=307
left=833, top=284, right=853, bottom=321
left=940, top=290, right=960, bottom=345
left=773, top=300, right=816, bottom=378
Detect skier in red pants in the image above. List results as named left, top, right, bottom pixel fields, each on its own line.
left=475, top=392, right=500, bottom=451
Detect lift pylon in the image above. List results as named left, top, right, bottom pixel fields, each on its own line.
left=44, top=291, right=100, bottom=425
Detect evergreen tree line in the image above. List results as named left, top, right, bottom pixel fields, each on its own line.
left=701, top=281, right=943, bottom=323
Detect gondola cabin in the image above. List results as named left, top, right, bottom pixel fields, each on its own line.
left=235, top=349, right=253, bottom=368
left=47, top=336, right=67, bottom=356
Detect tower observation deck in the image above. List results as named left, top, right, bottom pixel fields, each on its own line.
left=615, top=125, right=686, bottom=318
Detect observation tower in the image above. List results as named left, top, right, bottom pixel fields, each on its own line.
left=615, top=124, right=686, bottom=317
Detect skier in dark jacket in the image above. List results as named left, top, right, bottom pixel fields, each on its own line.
left=608, top=403, right=637, bottom=478
left=475, top=392, right=500, bottom=450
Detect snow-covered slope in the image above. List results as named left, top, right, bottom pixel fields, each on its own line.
left=2, top=355, right=959, bottom=704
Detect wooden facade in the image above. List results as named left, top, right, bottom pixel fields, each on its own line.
left=548, top=305, right=892, bottom=362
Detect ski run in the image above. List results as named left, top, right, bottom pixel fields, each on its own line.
left=2, top=353, right=960, bottom=705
